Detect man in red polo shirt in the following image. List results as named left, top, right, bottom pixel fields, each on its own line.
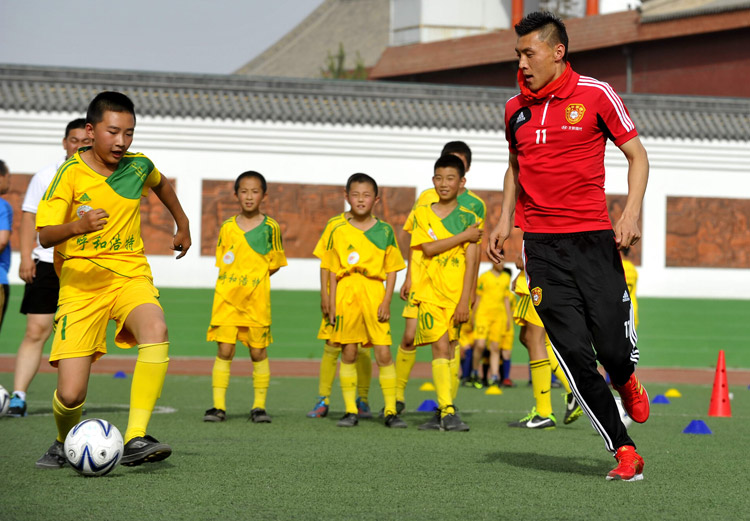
left=487, top=11, right=650, bottom=482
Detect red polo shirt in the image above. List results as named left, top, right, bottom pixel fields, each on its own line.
left=505, top=69, right=638, bottom=233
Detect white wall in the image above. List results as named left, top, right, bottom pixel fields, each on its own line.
left=1, top=109, right=749, bottom=298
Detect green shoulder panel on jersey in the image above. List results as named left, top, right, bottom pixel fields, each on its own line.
left=244, top=216, right=283, bottom=256
left=442, top=206, right=478, bottom=236
left=458, top=190, right=487, bottom=220
left=43, top=156, right=79, bottom=200
left=106, top=153, right=156, bottom=200
left=364, top=220, right=398, bottom=251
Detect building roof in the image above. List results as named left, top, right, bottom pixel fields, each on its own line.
left=234, top=0, right=390, bottom=79
left=1, top=64, right=749, bottom=140
left=369, top=6, right=750, bottom=79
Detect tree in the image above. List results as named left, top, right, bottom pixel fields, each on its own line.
left=320, top=43, right=368, bottom=80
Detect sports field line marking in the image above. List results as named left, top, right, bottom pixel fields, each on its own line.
left=14, top=403, right=177, bottom=418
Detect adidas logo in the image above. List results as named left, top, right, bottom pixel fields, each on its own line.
left=516, top=112, right=526, bottom=123
left=80, top=193, right=91, bottom=202
left=347, top=244, right=355, bottom=250
left=622, top=291, right=630, bottom=303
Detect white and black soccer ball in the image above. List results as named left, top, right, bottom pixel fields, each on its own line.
left=0, top=385, right=10, bottom=415
left=614, top=396, right=633, bottom=429
left=64, top=418, right=124, bottom=476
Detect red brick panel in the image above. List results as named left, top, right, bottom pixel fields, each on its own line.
left=377, top=186, right=416, bottom=259
left=141, top=178, right=177, bottom=255
left=667, top=197, right=750, bottom=268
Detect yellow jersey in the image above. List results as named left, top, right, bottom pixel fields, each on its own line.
left=622, top=258, right=639, bottom=328
left=313, top=213, right=347, bottom=261
left=210, top=215, right=287, bottom=327
left=514, top=270, right=530, bottom=296
left=410, top=203, right=479, bottom=308
left=36, top=148, right=161, bottom=304
left=476, top=269, right=512, bottom=315
left=323, top=219, right=405, bottom=281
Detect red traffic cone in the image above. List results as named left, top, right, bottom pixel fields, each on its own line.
left=708, top=350, right=731, bottom=417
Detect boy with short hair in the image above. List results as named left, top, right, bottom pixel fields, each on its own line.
left=306, top=212, right=373, bottom=419
left=325, top=173, right=406, bottom=428
left=396, top=141, right=484, bottom=410
left=411, top=154, right=480, bottom=432
left=204, top=171, right=287, bottom=423
left=35, top=91, right=191, bottom=468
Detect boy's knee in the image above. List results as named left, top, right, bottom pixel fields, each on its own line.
left=56, top=388, right=86, bottom=408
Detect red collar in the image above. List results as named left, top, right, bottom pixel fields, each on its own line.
left=517, top=63, right=578, bottom=104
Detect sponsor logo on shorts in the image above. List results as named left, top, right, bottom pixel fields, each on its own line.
left=531, top=287, right=542, bottom=306
left=347, top=251, right=360, bottom=265
left=223, top=251, right=235, bottom=265
left=76, top=205, right=92, bottom=219
left=565, top=103, right=586, bottom=124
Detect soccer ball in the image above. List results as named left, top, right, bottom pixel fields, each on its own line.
left=0, top=385, right=9, bottom=415
left=614, top=396, right=633, bottom=429
left=64, top=419, right=124, bottom=476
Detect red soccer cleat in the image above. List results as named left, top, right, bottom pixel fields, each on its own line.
left=606, top=445, right=644, bottom=481
left=613, top=373, right=650, bottom=423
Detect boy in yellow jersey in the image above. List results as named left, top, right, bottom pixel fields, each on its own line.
left=396, top=141, right=484, bottom=411
left=204, top=171, right=287, bottom=423
left=411, top=154, right=480, bottom=432
left=306, top=212, right=373, bottom=419
left=34, top=92, right=191, bottom=468
left=471, top=261, right=513, bottom=387
left=621, top=247, right=638, bottom=330
left=325, top=173, right=406, bottom=428
left=510, top=259, right=583, bottom=429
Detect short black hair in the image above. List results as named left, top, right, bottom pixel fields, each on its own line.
left=503, top=267, right=512, bottom=275
left=346, top=173, right=378, bottom=196
left=0, top=159, right=7, bottom=176
left=65, top=118, right=86, bottom=138
left=434, top=153, right=466, bottom=178
left=441, top=141, right=472, bottom=168
left=235, top=171, right=267, bottom=194
left=515, top=11, right=569, bottom=62
left=86, top=91, right=136, bottom=126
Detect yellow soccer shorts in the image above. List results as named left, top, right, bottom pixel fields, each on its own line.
left=415, top=301, right=461, bottom=347
left=475, top=309, right=513, bottom=344
left=500, top=328, right=514, bottom=352
left=207, top=325, right=272, bottom=349
left=49, top=276, right=161, bottom=366
left=317, top=312, right=334, bottom=340
left=330, top=275, right=391, bottom=347
left=402, top=290, right=418, bottom=319
left=458, top=320, right=474, bottom=347
left=513, top=294, right=543, bottom=328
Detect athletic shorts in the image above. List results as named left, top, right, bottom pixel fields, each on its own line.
left=513, top=294, right=543, bottom=328
left=458, top=320, right=474, bottom=347
left=500, top=329, right=514, bottom=352
left=0, top=284, right=8, bottom=333
left=49, top=277, right=161, bottom=366
left=20, top=260, right=60, bottom=315
left=330, top=275, right=391, bottom=347
left=402, top=290, right=418, bottom=319
left=414, top=301, right=461, bottom=347
left=474, top=309, right=512, bottom=344
left=207, top=325, right=272, bottom=349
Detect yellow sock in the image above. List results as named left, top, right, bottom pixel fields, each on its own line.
left=340, top=362, right=358, bottom=414
left=395, top=346, right=417, bottom=402
left=52, top=390, right=84, bottom=443
left=432, top=358, right=454, bottom=417
left=252, top=358, right=270, bottom=410
left=546, top=336, right=571, bottom=393
left=318, top=343, right=341, bottom=402
left=356, top=347, right=372, bottom=402
left=450, top=344, right=460, bottom=400
left=379, top=363, right=397, bottom=416
left=530, top=358, right=552, bottom=418
left=212, top=357, right=232, bottom=411
left=125, top=342, right=169, bottom=443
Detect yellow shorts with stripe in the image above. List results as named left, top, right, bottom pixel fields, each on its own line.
left=513, top=294, right=543, bottom=328
left=330, top=275, right=391, bottom=346
left=458, top=321, right=474, bottom=347
left=49, top=276, right=161, bottom=366
left=207, top=325, right=272, bottom=349
left=415, top=301, right=461, bottom=346
left=317, top=313, right=334, bottom=341
left=402, top=290, right=418, bottom=319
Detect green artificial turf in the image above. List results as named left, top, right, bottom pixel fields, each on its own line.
left=1, top=287, right=749, bottom=368
left=0, top=372, right=748, bottom=520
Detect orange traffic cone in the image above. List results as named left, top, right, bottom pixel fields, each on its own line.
left=708, top=350, right=731, bottom=417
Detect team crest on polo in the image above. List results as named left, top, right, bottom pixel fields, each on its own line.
left=565, top=103, right=586, bottom=124
left=223, top=251, right=235, bottom=265
left=347, top=251, right=360, bottom=265
left=531, top=287, right=542, bottom=306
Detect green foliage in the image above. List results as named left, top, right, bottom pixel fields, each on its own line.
left=320, top=42, right=368, bottom=80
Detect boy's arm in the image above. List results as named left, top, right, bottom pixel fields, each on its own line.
left=151, top=175, right=191, bottom=259
left=328, top=271, right=338, bottom=325
left=320, top=267, right=331, bottom=315
left=18, top=212, right=38, bottom=282
left=379, top=271, right=397, bottom=322
left=454, top=243, right=478, bottom=324
left=0, top=230, right=8, bottom=254
left=38, top=208, right=109, bottom=248
left=399, top=247, right=412, bottom=300
left=421, top=223, right=482, bottom=258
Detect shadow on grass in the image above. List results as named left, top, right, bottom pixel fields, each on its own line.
left=483, top=450, right=609, bottom=477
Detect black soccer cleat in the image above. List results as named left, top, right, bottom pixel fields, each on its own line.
left=337, top=413, right=359, bottom=427
left=35, top=440, right=66, bottom=469
left=249, top=408, right=272, bottom=423
left=121, top=435, right=172, bottom=466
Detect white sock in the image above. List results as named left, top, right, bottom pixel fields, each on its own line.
left=13, top=391, right=27, bottom=401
